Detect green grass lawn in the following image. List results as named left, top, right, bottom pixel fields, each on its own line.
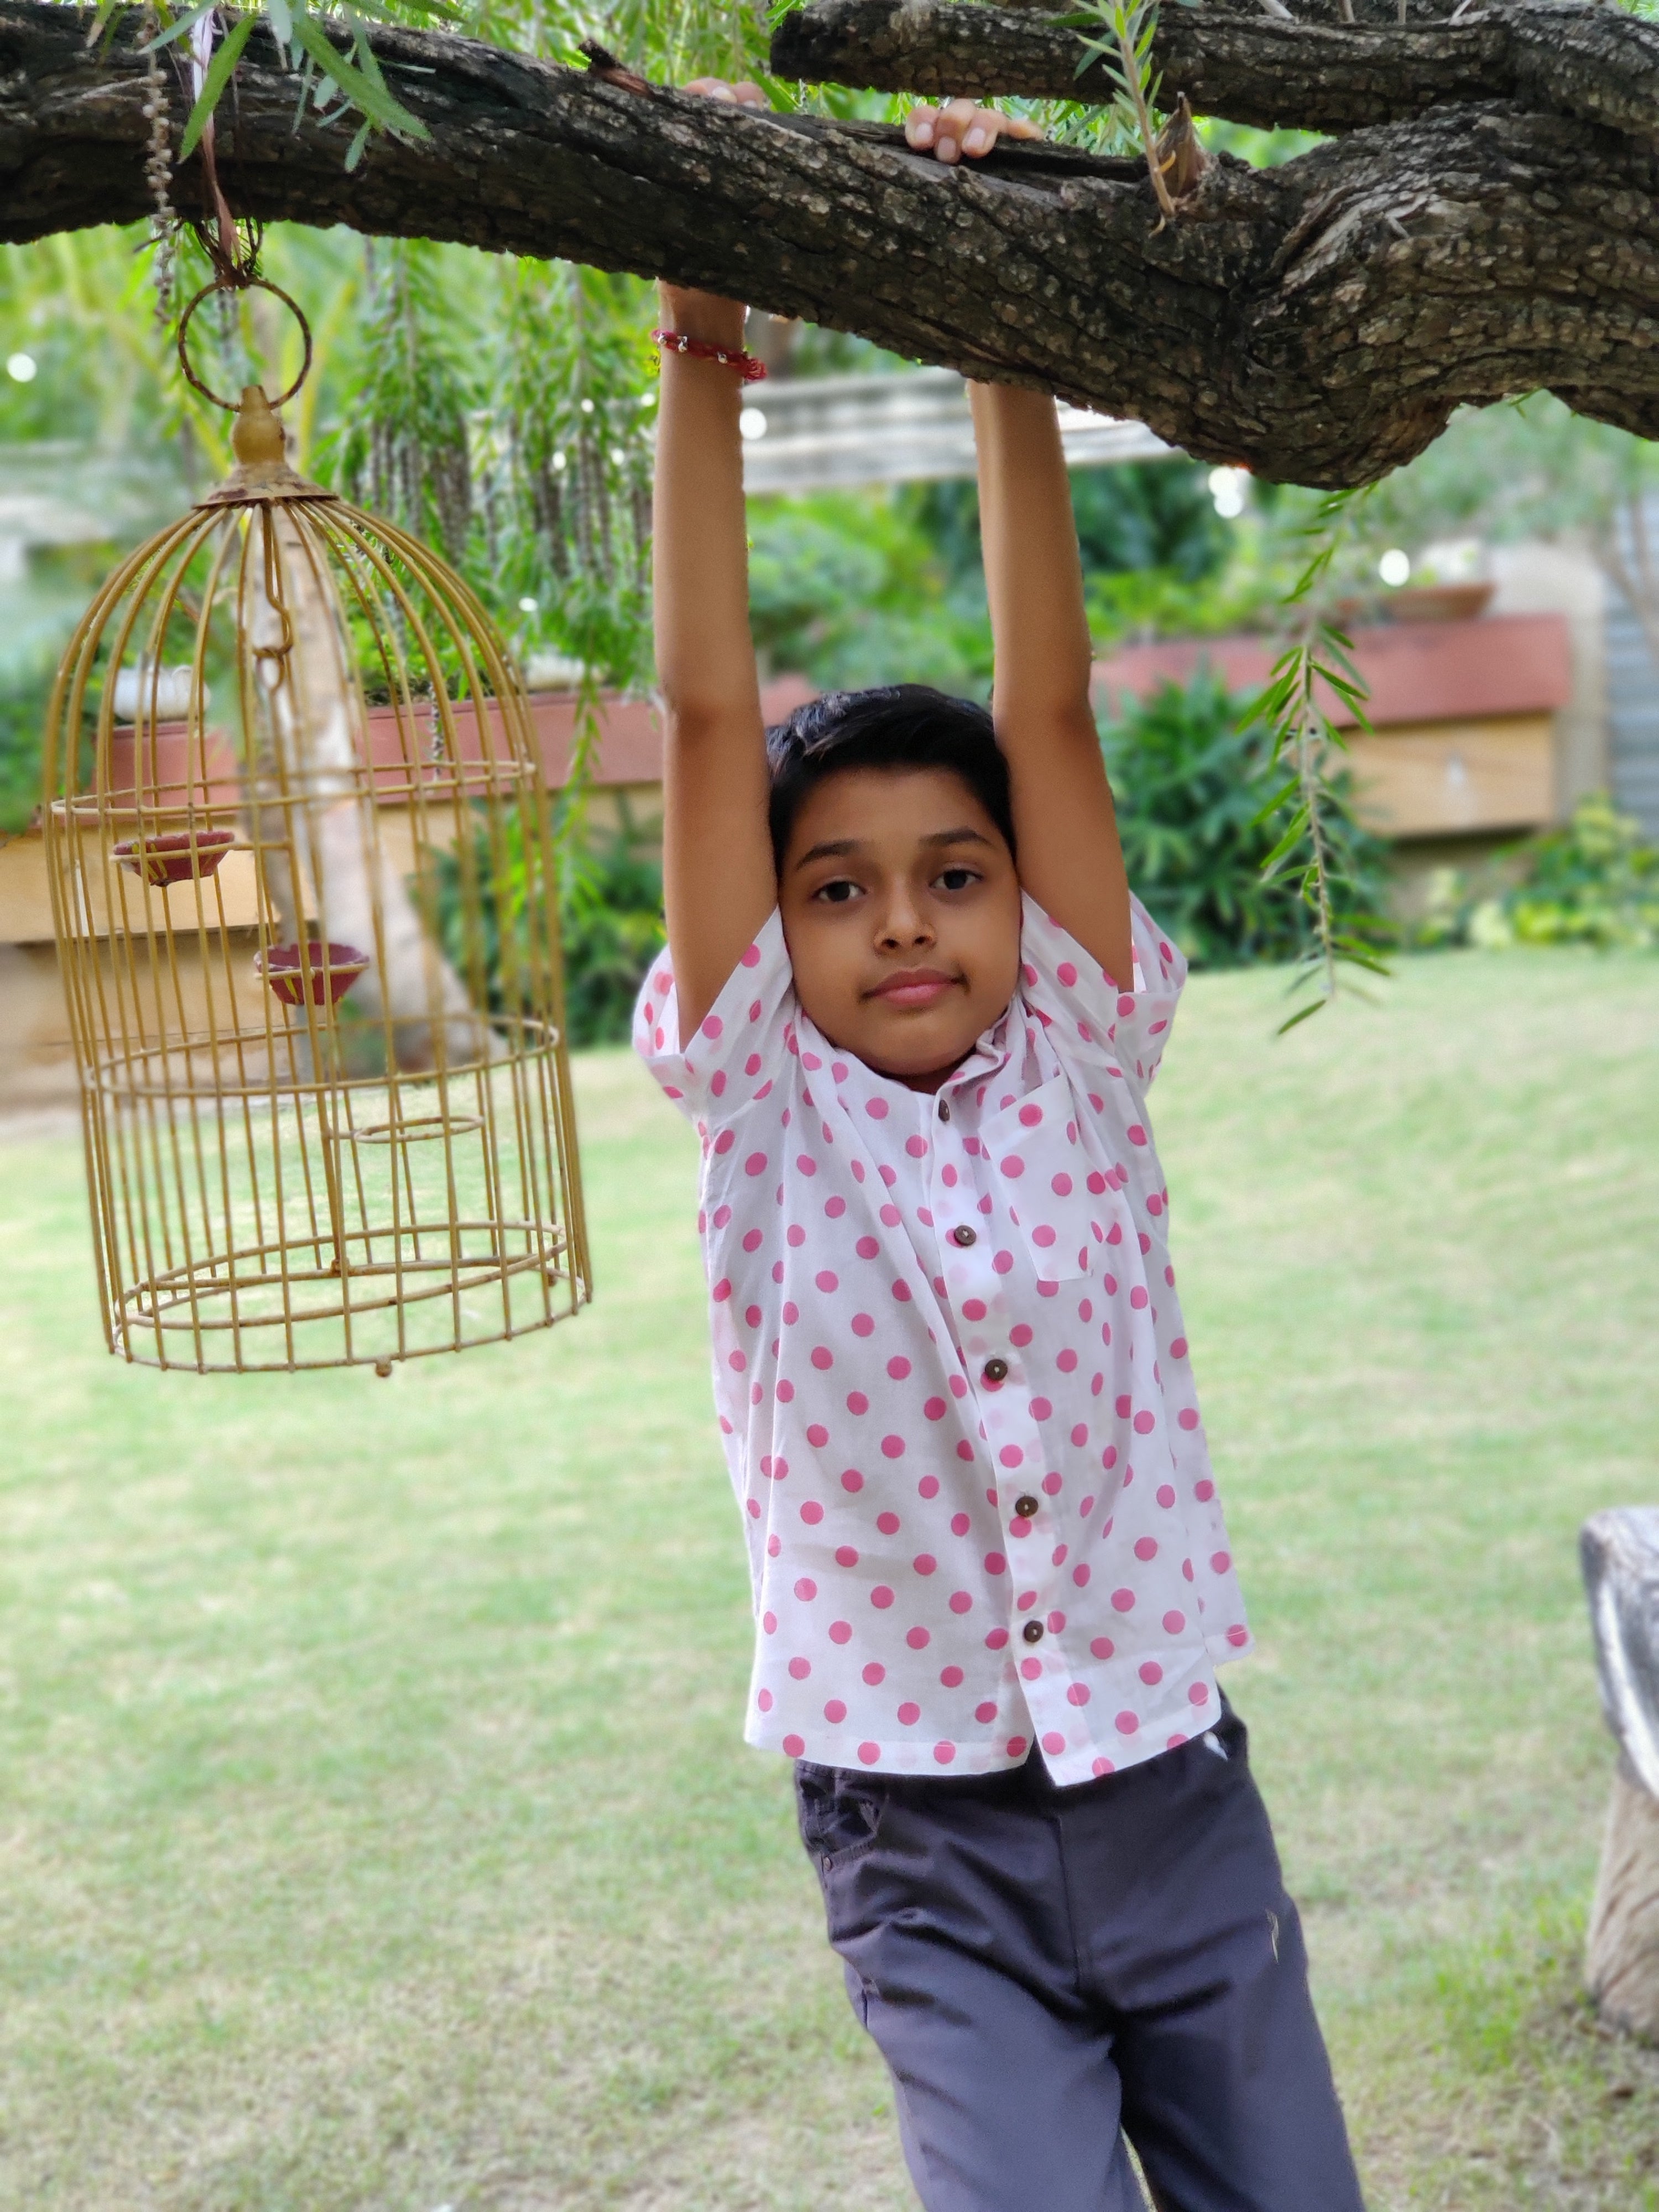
left=2, top=950, right=1658, bottom=2211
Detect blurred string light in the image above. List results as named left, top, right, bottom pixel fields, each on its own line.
left=6, top=352, right=38, bottom=383
left=518, top=596, right=540, bottom=613
left=1378, top=547, right=1411, bottom=586
left=1207, top=465, right=1249, bottom=518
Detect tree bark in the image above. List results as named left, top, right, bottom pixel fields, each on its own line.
left=771, top=0, right=1659, bottom=153
left=1587, top=1764, right=1659, bottom=2045
left=6, top=1, right=1659, bottom=487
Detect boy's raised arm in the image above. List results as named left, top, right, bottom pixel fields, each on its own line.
left=653, top=182, right=777, bottom=1035
left=971, top=382, right=1135, bottom=989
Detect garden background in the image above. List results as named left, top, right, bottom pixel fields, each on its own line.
left=4, top=66, right=1659, bottom=2210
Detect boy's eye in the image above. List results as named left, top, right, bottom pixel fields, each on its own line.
left=935, top=865, right=980, bottom=893
left=813, top=877, right=862, bottom=905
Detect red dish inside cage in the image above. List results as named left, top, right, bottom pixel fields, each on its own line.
left=113, top=827, right=238, bottom=887
left=254, top=940, right=371, bottom=1009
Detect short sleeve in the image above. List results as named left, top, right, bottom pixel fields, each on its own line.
left=1019, top=891, right=1186, bottom=1089
left=632, top=908, right=794, bottom=1121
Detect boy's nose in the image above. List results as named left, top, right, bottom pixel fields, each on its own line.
left=877, top=894, right=934, bottom=950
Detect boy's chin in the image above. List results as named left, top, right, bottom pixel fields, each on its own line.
left=835, top=1010, right=987, bottom=1088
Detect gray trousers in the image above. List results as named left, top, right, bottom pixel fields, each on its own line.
left=794, top=1703, right=1364, bottom=2212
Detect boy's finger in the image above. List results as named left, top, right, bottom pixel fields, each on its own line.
left=905, top=104, right=941, bottom=150
left=933, top=96, right=980, bottom=165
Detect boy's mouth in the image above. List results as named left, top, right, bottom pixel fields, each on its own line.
left=865, top=968, right=960, bottom=1011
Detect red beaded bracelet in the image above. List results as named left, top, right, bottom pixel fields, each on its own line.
left=651, top=328, right=768, bottom=383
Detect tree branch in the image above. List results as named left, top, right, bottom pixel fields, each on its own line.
left=771, top=0, right=1659, bottom=153
left=6, top=3, right=1659, bottom=488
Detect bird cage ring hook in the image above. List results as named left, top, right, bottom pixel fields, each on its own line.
left=175, top=275, right=314, bottom=413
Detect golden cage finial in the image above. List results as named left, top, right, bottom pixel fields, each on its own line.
left=41, top=276, right=591, bottom=1374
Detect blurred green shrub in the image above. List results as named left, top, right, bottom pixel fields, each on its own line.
left=1418, top=794, right=1659, bottom=952
left=1100, top=669, right=1390, bottom=967
left=430, top=805, right=664, bottom=1051
left=0, top=661, right=53, bottom=834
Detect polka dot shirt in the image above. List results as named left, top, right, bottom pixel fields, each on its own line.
left=634, top=892, right=1251, bottom=1785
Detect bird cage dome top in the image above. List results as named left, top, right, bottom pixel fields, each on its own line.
left=43, top=279, right=590, bottom=1374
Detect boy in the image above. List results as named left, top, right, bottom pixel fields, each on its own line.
left=634, top=87, right=1364, bottom=2212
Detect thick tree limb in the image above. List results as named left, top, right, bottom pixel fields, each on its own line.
left=5, top=2, right=1659, bottom=487
left=772, top=0, right=1659, bottom=154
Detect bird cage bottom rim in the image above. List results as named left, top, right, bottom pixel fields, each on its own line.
left=107, top=1290, right=592, bottom=1375
left=121, top=1219, right=572, bottom=1327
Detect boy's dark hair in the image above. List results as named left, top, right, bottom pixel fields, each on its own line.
left=765, top=686, right=1016, bottom=870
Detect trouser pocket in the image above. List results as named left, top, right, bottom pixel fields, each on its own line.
left=794, top=1760, right=885, bottom=1871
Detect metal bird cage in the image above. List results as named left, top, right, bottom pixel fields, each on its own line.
left=41, top=286, right=590, bottom=1373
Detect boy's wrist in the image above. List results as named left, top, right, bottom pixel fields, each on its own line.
left=656, top=283, right=748, bottom=354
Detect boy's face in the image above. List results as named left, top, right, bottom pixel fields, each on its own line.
left=778, top=765, right=1023, bottom=1089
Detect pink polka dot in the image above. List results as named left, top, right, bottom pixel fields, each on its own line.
left=740, top=944, right=761, bottom=969
left=811, top=1345, right=834, bottom=1370
left=757, top=1687, right=773, bottom=1712
left=1162, top=1609, right=1187, bottom=1635
left=1133, top=1410, right=1155, bottom=1434
left=795, top=1576, right=818, bottom=1602
left=1020, top=1656, right=1042, bottom=1681
left=1006, top=1736, right=1028, bottom=1759
left=1171, top=1337, right=1189, bottom=1359
left=865, top=1099, right=889, bottom=1120
left=905, top=1135, right=927, bottom=1159
left=1072, top=1564, right=1091, bottom=1588
left=825, top=1698, right=847, bottom=1723
left=1211, top=1551, right=1232, bottom=1574
left=701, top=1014, right=725, bottom=1040
left=906, top=1626, right=931, bottom=1650
left=1179, top=1409, right=1201, bottom=1431
left=1111, top=1588, right=1136, bottom=1613
left=914, top=1553, right=937, bottom=1577
left=898, top=1702, right=921, bottom=1725
left=940, top=1664, right=964, bottom=1688
left=744, top=1152, right=768, bottom=1177
left=1092, top=1756, right=1114, bottom=1777
left=1030, top=1396, right=1052, bottom=1421
left=999, top=1446, right=1024, bottom=1469
left=933, top=1740, right=956, bottom=1765
left=830, top=1620, right=852, bottom=1644
left=789, top=1656, right=811, bottom=1680
left=892, top=1281, right=912, bottom=1303
left=1130, top=1288, right=1149, bottom=1313
left=948, top=1589, right=973, bottom=1614
left=888, top=1356, right=912, bottom=1381
left=919, top=1476, right=942, bottom=1499
left=782, top=1731, right=805, bottom=1755
left=800, top=1502, right=824, bottom=1526
left=1127, top=1125, right=1147, bottom=1147
left=1139, top=1660, right=1162, bottom=1686
left=858, top=1741, right=881, bottom=1764
left=1227, top=1624, right=1249, bottom=1648
left=1019, top=1104, right=1043, bottom=1128
left=881, top=1434, right=906, bottom=1459
left=872, top=1585, right=895, bottom=1609
left=1134, top=1537, right=1157, bottom=1562
left=1157, top=1484, right=1176, bottom=1509
left=807, top=1423, right=830, bottom=1448
left=1189, top=1682, right=1212, bottom=1705
left=1057, top=962, right=1078, bottom=987
left=836, top=1545, right=859, bottom=1568
left=1041, top=1731, right=1066, bottom=1755
left=841, top=1468, right=864, bottom=1493
left=924, top=1397, right=947, bottom=1421
left=984, top=1551, right=1008, bottom=1576
left=877, top=1511, right=900, bottom=1536
left=1091, top=1635, right=1115, bottom=1659
left=1194, top=1479, right=1216, bottom=1503
left=976, top=1700, right=998, bottom=1722
left=847, top=1391, right=869, bottom=1415
left=863, top=1661, right=885, bottom=1685
left=856, top=1235, right=880, bottom=1259
left=1115, top=1710, right=1140, bottom=1736
left=1067, top=1683, right=1091, bottom=1707
left=852, top=1313, right=876, bottom=1337
left=1000, top=1155, right=1025, bottom=1179
left=962, top=1298, right=988, bottom=1323
left=815, top=1269, right=838, bottom=1293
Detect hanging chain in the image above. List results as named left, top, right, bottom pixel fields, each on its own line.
left=141, top=8, right=179, bottom=328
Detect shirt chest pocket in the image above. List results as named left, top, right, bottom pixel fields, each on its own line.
left=978, top=1075, right=1095, bottom=1284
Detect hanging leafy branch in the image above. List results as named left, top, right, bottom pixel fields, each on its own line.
left=1245, top=489, right=1393, bottom=1031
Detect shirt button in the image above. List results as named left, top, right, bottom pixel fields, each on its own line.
left=1022, top=1620, right=1044, bottom=1645
left=951, top=1224, right=977, bottom=1248
left=938, top=1098, right=951, bottom=1123
left=982, top=1357, right=1009, bottom=1385
left=1015, top=1494, right=1040, bottom=1520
